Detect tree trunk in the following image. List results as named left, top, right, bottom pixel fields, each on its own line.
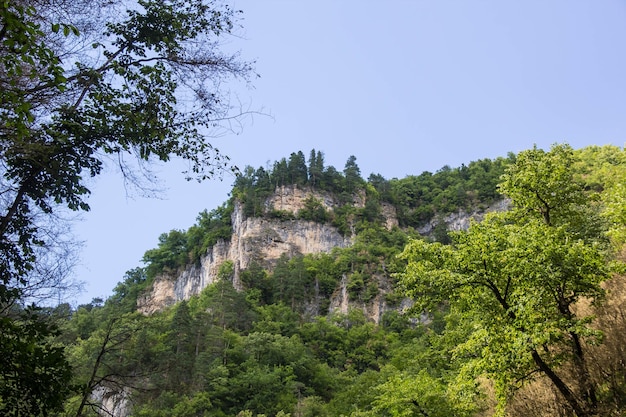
left=531, top=349, right=593, bottom=417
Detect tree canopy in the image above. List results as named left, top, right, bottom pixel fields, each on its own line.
left=8, top=143, right=621, bottom=417
left=399, top=144, right=619, bottom=416
left=0, top=0, right=254, bottom=413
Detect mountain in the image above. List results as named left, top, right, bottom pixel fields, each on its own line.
left=60, top=145, right=626, bottom=417
left=137, top=183, right=509, bottom=320
left=137, top=186, right=353, bottom=314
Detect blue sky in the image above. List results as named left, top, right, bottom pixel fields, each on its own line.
left=73, top=1, right=626, bottom=305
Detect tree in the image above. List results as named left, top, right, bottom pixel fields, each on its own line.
left=298, top=195, right=329, bottom=223
left=1, top=0, right=253, bottom=297
left=343, top=155, right=362, bottom=194
left=65, top=312, right=165, bottom=417
left=308, top=149, right=324, bottom=188
left=367, top=173, right=392, bottom=203
left=107, top=267, right=148, bottom=313
left=190, top=273, right=255, bottom=332
left=142, top=229, right=189, bottom=278
left=0, top=0, right=255, bottom=413
left=186, top=204, right=234, bottom=263
left=288, top=151, right=308, bottom=186
left=498, top=144, right=586, bottom=228
left=371, top=368, right=469, bottom=417
left=0, top=307, right=73, bottom=417
left=272, top=158, right=289, bottom=188
left=270, top=253, right=311, bottom=309
left=399, top=144, right=615, bottom=416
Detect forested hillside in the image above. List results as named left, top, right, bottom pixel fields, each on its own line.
left=2, top=1, right=624, bottom=416
left=43, top=144, right=626, bottom=417
left=142, top=149, right=511, bottom=280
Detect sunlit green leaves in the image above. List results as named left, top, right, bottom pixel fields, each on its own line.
left=372, top=367, right=473, bottom=417
left=399, top=143, right=618, bottom=414
left=499, top=144, right=586, bottom=227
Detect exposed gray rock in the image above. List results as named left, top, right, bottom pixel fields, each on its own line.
left=138, top=187, right=351, bottom=314
left=91, top=386, right=131, bottom=417
left=137, top=185, right=509, bottom=320
left=418, top=199, right=511, bottom=235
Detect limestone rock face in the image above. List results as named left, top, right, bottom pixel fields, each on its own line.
left=266, top=185, right=338, bottom=212
left=381, top=202, right=399, bottom=229
left=138, top=186, right=352, bottom=314
left=137, top=278, right=176, bottom=315
left=417, top=199, right=511, bottom=235
left=91, top=386, right=130, bottom=417
left=328, top=273, right=394, bottom=324
left=137, top=185, right=507, bottom=317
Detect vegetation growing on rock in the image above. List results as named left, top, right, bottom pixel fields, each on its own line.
left=50, top=144, right=626, bottom=417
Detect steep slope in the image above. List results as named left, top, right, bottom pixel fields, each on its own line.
left=138, top=186, right=354, bottom=314
left=66, top=145, right=626, bottom=417
left=137, top=184, right=504, bottom=316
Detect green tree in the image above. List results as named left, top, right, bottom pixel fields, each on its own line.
left=240, top=261, right=273, bottom=305
left=319, top=165, right=344, bottom=194
left=107, top=267, right=148, bottom=313
left=343, top=155, right=363, bottom=195
left=0, top=0, right=254, bottom=413
left=142, top=230, right=189, bottom=278
left=360, top=183, right=383, bottom=224
left=371, top=368, right=470, bottom=417
left=270, top=254, right=312, bottom=310
left=65, top=312, right=166, bottom=417
left=1, top=0, right=253, bottom=297
left=272, top=158, right=289, bottom=188
left=308, top=149, right=325, bottom=188
left=399, top=144, right=615, bottom=417
left=498, top=144, right=586, bottom=228
left=368, top=173, right=392, bottom=203
left=604, top=176, right=626, bottom=247
left=0, top=307, right=73, bottom=417
left=189, top=276, right=255, bottom=332
left=252, top=303, right=300, bottom=336
left=167, top=301, right=195, bottom=391
left=302, top=253, right=342, bottom=314
left=288, top=151, right=308, bottom=186
left=298, top=195, right=329, bottom=223
left=186, top=204, right=234, bottom=263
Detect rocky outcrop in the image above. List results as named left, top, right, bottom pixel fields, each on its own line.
left=91, top=386, right=131, bottom=417
left=138, top=186, right=351, bottom=314
left=328, top=273, right=395, bottom=323
left=266, top=185, right=339, bottom=212
left=381, top=202, right=399, bottom=229
left=138, top=185, right=508, bottom=317
left=417, top=199, right=511, bottom=235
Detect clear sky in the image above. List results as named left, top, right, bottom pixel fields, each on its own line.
left=72, top=0, right=626, bottom=305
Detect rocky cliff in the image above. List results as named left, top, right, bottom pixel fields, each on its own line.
left=417, top=198, right=511, bottom=235
left=137, top=185, right=506, bottom=317
left=138, top=186, right=355, bottom=314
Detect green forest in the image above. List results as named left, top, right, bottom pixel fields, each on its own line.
left=2, top=1, right=626, bottom=417
left=7, top=143, right=626, bottom=417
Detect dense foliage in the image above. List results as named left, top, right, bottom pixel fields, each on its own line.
left=48, top=144, right=626, bottom=416
left=399, top=144, right=624, bottom=417
left=142, top=204, right=234, bottom=279
left=0, top=0, right=254, bottom=413
left=142, top=149, right=513, bottom=280
left=3, top=1, right=624, bottom=416
left=59, top=278, right=471, bottom=417
left=386, top=156, right=513, bottom=228
left=231, top=149, right=512, bottom=229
